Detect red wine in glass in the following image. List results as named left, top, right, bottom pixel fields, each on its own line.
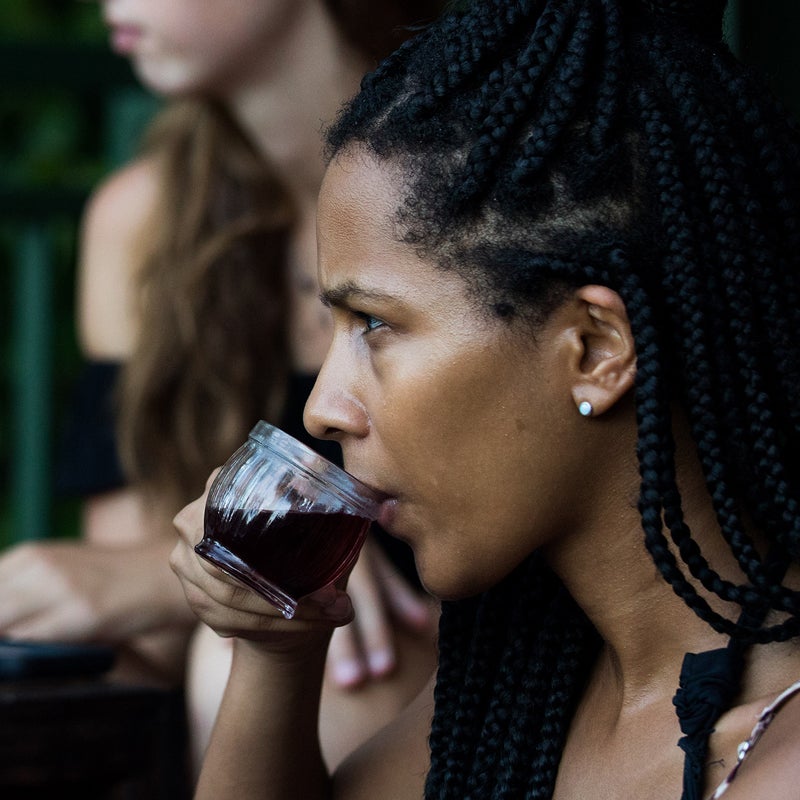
left=196, top=506, right=371, bottom=617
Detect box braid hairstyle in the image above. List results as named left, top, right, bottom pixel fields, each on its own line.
left=325, top=0, right=800, bottom=797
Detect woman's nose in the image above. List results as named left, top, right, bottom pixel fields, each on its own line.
left=303, top=359, right=368, bottom=442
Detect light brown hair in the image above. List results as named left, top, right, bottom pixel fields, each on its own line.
left=116, top=2, right=447, bottom=512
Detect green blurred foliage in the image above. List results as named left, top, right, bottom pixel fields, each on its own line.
left=0, top=0, right=105, bottom=41
left=1, top=91, right=108, bottom=190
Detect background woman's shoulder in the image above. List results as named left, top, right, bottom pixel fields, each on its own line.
left=76, top=155, right=165, bottom=360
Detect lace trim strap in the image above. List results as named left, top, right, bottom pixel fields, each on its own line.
left=709, top=679, right=800, bottom=798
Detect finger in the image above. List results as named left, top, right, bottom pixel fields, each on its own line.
left=346, top=546, right=396, bottom=679
left=180, top=572, right=346, bottom=639
left=173, top=493, right=208, bottom=546
left=0, top=552, right=71, bottom=631
left=351, top=603, right=396, bottom=679
left=170, top=540, right=271, bottom=615
left=297, top=586, right=354, bottom=625
left=0, top=609, right=49, bottom=640
left=0, top=584, right=44, bottom=631
left=3, top=612, right=89, bottom=642
left=170, top=535, right=300, bottom=623
left=173, top=541, right=354, bottom=639
left=0, top=578, right=98, bottom=640
left=326, top=624, right=368, bottom=688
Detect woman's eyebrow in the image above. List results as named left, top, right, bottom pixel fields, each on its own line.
left=319, top=281, right=397, bottom=308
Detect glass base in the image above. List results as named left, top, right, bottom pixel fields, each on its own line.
left=194, top=538, right=298, bottom=619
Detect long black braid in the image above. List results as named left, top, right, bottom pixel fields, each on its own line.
left=325, top=0, right=800, bottom=796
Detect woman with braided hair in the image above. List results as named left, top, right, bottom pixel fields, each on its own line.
left=170, top=0, right=800, bottom=796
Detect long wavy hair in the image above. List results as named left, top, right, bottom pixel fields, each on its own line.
left=325, top=0, right=800, bottom=796
left=116, top=1, right=447, bottom=511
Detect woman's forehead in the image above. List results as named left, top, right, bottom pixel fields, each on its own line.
left=320, top=149, right=404, bottom=218
left=317, top=154, right=478, bottom=316
left=318, top=152, right=405, bottom=260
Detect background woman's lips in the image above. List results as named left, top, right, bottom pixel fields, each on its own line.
left=109, top=24, right=142, bottom=55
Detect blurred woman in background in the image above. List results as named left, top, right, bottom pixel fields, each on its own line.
left=0, top=0, right=443, bottom=775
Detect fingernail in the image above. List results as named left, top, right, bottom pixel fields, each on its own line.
left=368, top=649, right=394, bottom=676
left=333, top=659, right=365, bottom=687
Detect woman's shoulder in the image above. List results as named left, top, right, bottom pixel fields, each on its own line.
left=84, top=156, right=163, bottom=228
left=711, top=679, right=800, bottom=800
left=77, top=155, right=164, bottom=360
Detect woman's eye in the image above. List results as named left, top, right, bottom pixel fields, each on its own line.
left=357, top=312, right=385, bottom=334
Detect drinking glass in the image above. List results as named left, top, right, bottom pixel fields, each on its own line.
left=195, top=421, right=386, bottom=619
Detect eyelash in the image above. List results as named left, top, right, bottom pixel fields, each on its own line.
left=354, top=311, right=386, bottom=334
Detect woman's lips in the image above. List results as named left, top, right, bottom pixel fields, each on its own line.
left=108, top=24, right=143, bottom=55
left=345, top=466, right=402, bottom=537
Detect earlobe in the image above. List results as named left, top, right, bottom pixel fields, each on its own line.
left=569, top=285, right=636, bottom=417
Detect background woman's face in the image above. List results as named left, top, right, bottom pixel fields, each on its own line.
left=307, top=151, right=589, bottom=599
left=99, top=0, right=311, bottom=96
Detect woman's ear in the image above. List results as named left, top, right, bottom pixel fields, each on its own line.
left=565, top=285, right=636, bottom=417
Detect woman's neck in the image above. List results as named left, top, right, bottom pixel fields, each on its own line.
left=549, top=409, right=800, bottom=718
left=544, top=411, right=743, bottom=708
left=222, top=3, right=369, bottom=205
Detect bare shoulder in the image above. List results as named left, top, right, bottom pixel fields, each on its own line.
left=715, top=680, right=800, bottom=800
left=77, top=155, right=163, bottom=360
left=332, top=672, right=435, bottom=800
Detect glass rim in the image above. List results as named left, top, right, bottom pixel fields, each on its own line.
left=247, top=421, right=386, bottom=513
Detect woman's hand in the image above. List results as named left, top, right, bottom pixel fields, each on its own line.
left=326, top=538, right=438, bottom=687
left=169, top=487, right=355, bottom=653
left=0, top=535, right=188, bottom=642
left=0, top=540, right=112, bottom=640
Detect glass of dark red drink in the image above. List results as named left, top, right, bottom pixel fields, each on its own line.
left=195, top=421, right=386, bottom=619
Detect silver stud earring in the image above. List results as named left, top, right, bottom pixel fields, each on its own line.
left=578, top=400, right=593, bottom=417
